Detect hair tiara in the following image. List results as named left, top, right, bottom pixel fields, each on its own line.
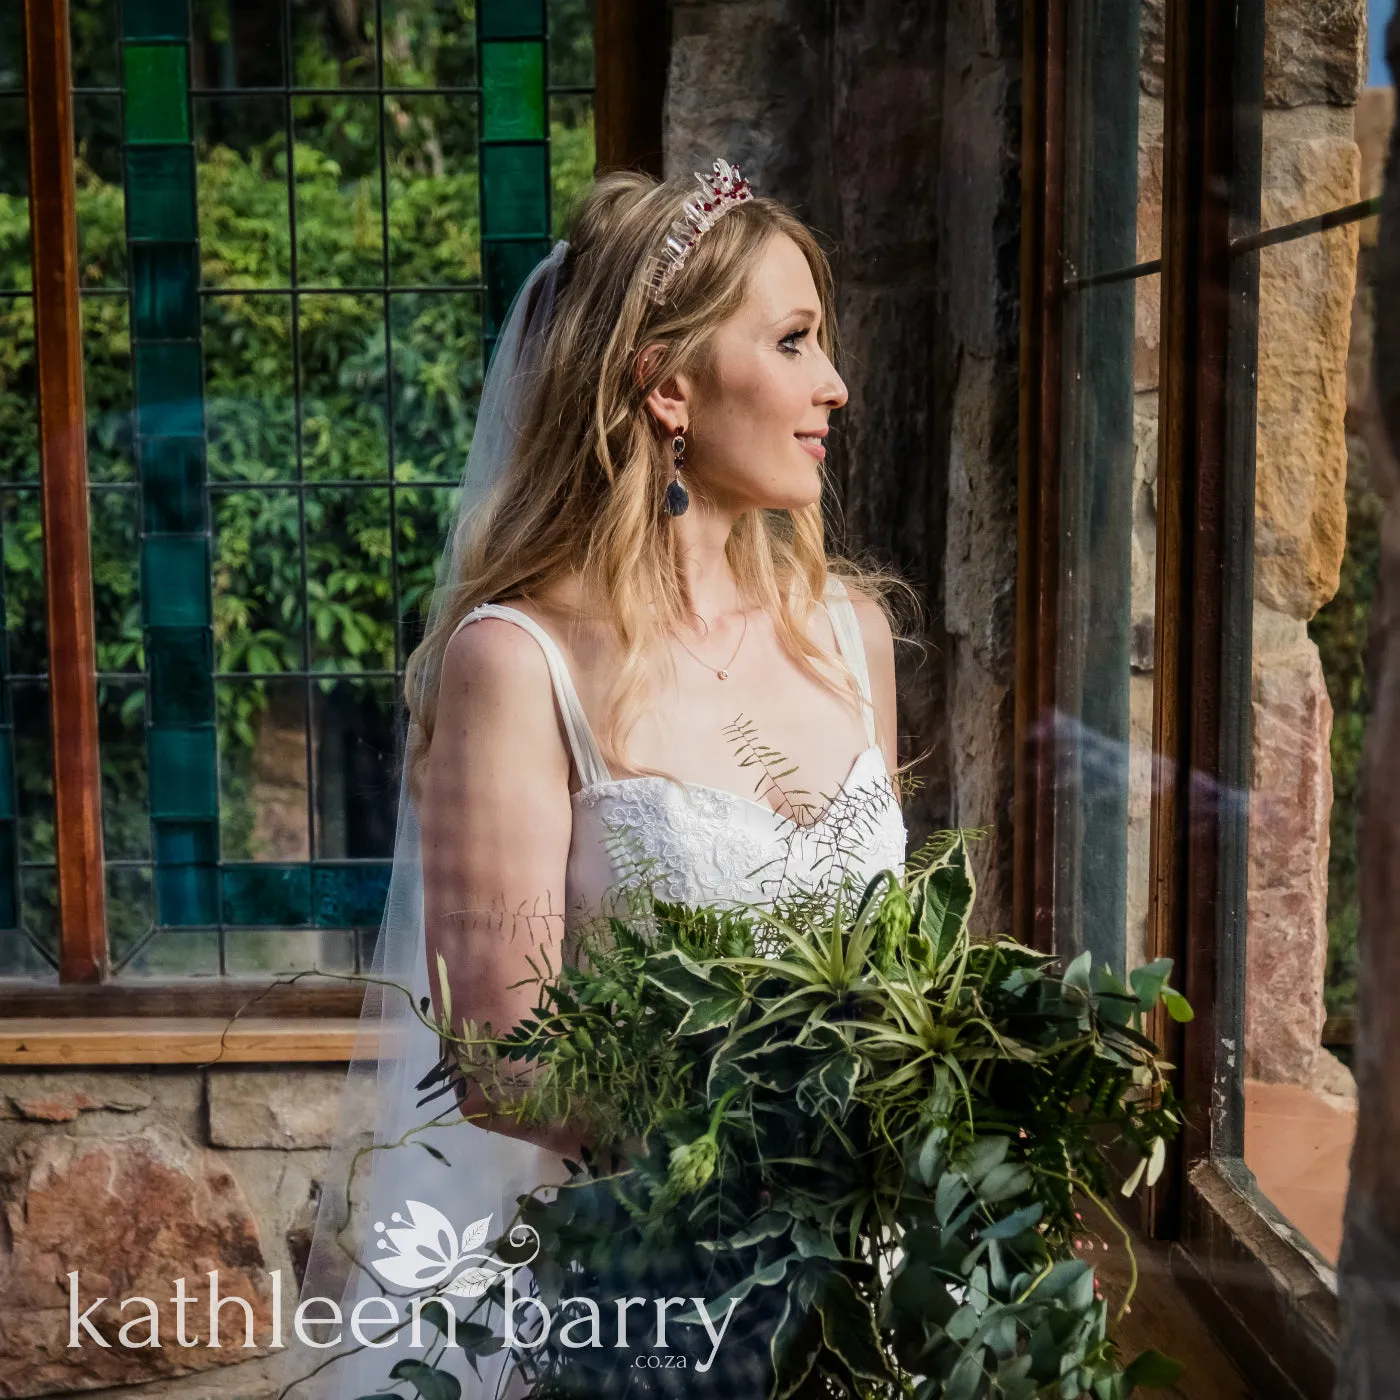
left=644, top=158, right=755, bottom=307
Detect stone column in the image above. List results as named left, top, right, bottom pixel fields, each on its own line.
left=665, top=0, right=1022, bottom=930
left=1335, top=10, right=1400, bottom=1385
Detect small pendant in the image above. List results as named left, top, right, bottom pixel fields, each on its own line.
left=717, top=669, right=728, bottom=680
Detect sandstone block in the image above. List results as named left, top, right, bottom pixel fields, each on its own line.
left=1263, top=0, right=1366, bottom=109
left=0, top=1125, right=274, bottom=1395
left=1246, top=632, right=1333, bottom=1084
left=1255, top=136, right=1360, bottom=621
left=206, top=1067, right=350, bottom=1149
left=0, top=1073, right=152, bottom=1123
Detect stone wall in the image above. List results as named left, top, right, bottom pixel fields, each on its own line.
left=667, top=0, right=1023, bottom=931
left=1244, top=3, right=1366, bottom=1085
left=0, top=1066, right=346, bottom=1398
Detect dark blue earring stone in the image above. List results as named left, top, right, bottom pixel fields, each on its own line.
left=666, top=478, right=690, bottom=516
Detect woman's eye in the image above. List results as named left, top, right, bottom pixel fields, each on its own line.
left=779, top=329, right=809, bottom=355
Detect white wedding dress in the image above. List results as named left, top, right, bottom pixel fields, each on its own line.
left=303, top=575, right=906, bottom=1400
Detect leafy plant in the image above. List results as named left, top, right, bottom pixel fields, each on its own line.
left=331, top=827, right=1188, bottom=1399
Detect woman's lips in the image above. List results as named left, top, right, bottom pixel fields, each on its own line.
left=795, top=434, right=826, bottom=461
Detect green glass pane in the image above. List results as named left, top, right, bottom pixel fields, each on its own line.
left=148, top=627, right=214, bottom=724
left=99, top=680, right=149, bottom=859
left=480, top=0, right=545, bottom=38
left=71, top=0, right=121, bottom=88
left=139, top=437, right=206, bottom=531
left=386, top=99, right=480, bottom=286
left=148, top=726, right=217, bottom=819
left=20, top=866, right=58, bottom=962
left=0, top=822, right=17, bottom=928
left=222, top=864, right=311, bottom=927
left=142, top=535, right=210, bottom=626
left=75, top=97, right=127, bottom=289
left=212, top=490, right=305, bottom=671
left=123, top=0, right=188, bottom=41
left=124, top=46, right=190, bottom=143
left=153, top=822, right=218, bottom=925
left=484, top=237, right=550, bottom=343
left=549, top=93, right=594, bottom=239
left=192, top=0, right=284, bottom=89
left=481, top=143, right=548, bottom=237
left=105, top=864, right=154, bottom=964
left=89, top=488, right=142, bottom=670
left=132, top=242, right=199, bottom=339
left=547, top=0, right=594, bottom=86
left=134, top=341, right=204, bottom=437
left=126, top=145, right=196, bottom=240
left=314, top=863, right=391, bottom=927
left=0, top=302, right=39, bottom=480
left=0, top=11, right=22, bottom=90
left=481, top=43, right=544, bottom=141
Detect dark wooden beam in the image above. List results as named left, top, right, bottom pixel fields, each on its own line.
left=0, top=978, right=366, bottom=1019
left=594, top=0, right=668, bottom=177
left=24, top=0, right=107, bottom=982
left=1013, top=0, right=1065, bottom=957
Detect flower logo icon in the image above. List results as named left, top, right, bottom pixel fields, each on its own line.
left=369, top=1201, right=500, bottom=1297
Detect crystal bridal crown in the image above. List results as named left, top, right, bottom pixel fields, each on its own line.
left=644, top=157, right=755, bottom=306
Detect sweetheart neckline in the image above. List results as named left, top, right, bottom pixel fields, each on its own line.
left=573, top=744, right=894, bottom=832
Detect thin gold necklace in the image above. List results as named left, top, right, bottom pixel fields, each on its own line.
left=671, top=609, right=749, bottom=680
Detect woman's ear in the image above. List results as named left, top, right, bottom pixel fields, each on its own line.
left=636, top=341, right=691, bottom=433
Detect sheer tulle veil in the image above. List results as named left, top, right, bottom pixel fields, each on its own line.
left=273, top=240, right=571, bottom=1400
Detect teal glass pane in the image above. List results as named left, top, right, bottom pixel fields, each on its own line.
left=148, top=627, right=214, bottom=724
left=75, top=96, right=128, bottom=290
left=123, top=45, right=190, bottom=144
left=217, top=680, right=309, bottom=861
left=142, top=535, right=211, bottom=627
left=126, top=145, right=197, bottom=240
left=89, top=488, right=142, bottom=670
left=211, top=491, right=305, bottom=670
left=153, top=830, right=219, bottom=925
left=480, top=0, right=545, bottom=38
left=222, top=864, right=311, bottom=926
left=481, top=43, right=545, bottom=141
left=148, top=726, right=217, bottom=819
left=123, top=0, right=188, bottom=41
left=154, top=816, right=217, bottom=865
left=484, top=237, right=550, bottom=341
left=134, top=341, right=204, bottom=437
left=314, top=864, right=391, bottom=927
left=132, top=242, right=199, bottom=339
left=481, top=144, right=548, bottom=237
left=387, top=100, right=481, bottom=286
left=99, top=680, right=150, bottom=859
left=140, top=437, right=206, bottom=531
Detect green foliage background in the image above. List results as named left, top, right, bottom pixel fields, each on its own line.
left=0, top=0, right=595, bottom=965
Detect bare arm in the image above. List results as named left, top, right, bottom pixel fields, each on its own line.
left=420, top=616, right=581, bottom=1156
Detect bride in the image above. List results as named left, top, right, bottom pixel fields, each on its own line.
left=283, top=159, right=911, bottom=1399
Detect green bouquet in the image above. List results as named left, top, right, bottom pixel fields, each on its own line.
left=369, top=830, right=1189, bottom=1400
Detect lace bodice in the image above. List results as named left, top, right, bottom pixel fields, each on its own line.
left=451, top=578, right=908, bottom=929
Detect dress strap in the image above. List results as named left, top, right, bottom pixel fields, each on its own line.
left=822, top=576, right=878, bottom=747
left=449, top=604, right=613, bottom=788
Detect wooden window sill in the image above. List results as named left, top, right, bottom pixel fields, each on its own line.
left=0, top=1017, right=367, bottom=1065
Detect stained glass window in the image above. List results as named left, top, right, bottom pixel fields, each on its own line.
left=2, top=0, right=595, bottom=982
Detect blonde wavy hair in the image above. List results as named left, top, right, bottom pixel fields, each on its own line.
left=403, top=168, right=918, bottom=802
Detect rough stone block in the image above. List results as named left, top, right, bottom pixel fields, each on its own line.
left=1263, top=0, right=1367, bottom=109
left=1255, top=135, right=1360, bottom=621
left=0, top=1072, right=153, bottom=1123
left=1247, top=629, right=1333, bottom=1084
left=206, top=1067, right=350, bottom=1149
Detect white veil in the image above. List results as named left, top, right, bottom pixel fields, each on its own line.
left=273, top=240, right=572, bottom=1400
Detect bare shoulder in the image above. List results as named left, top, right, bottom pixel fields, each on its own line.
left=846, top=589, right=895, bottom=657
left=440, top=611, right=555, bottom=695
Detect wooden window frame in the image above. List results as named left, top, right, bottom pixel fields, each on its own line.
left=0, top=0, right=668, bottom=1062
left=1016, top=0, right=1352, bottom=1393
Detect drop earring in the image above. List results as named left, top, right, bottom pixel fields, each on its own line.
left=665, top=425, right=690, bottom=517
